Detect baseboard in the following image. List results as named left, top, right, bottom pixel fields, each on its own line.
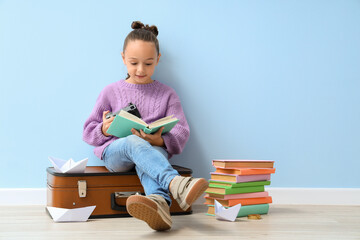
left=1, top=188, right=359, bottom=206
left=195, top=187, right=360, bottom=206
left=0, top=188, right=47, bottom=206
left=266, top=187, right=360, bottom=205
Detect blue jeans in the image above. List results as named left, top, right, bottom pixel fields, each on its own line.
left=102, top=135, right=179, bottom=205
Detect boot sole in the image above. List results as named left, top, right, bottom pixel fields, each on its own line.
left=126, top=195, right=171, bottom=231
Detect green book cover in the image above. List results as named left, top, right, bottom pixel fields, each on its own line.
left=106, top=110, right=179, bottom=138
left=205, top=185, right=265, bottom=195
left=209, top=180, right=271, bottom=189
left=207, top=204, right=269, bottom=217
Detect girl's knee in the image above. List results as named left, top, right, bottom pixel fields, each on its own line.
left=110, top=135, right=148, bottom=150
left=125, top=134, right=150, bottom=148
left=105, top=159, right=134, bottom=172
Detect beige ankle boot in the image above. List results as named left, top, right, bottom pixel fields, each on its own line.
left=169, top=176, right=209, bottom=211
left=126, top=194, right=172, bottom=231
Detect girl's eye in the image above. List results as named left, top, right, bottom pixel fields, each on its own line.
left=146, top=63, right=153, bottom=66
left=131, top=63, right=137, bottom=65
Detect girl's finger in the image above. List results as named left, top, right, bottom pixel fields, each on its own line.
left=157, top=127, right=164, bottom=135
left=102, top=110, right=110, bottom=120
left=131, top=128, right=140, bottom=137
left=105, top=117, right=114, bottom=124
left=140, top=129, right=147, bottom=138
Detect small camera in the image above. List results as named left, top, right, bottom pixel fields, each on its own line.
left=105, top=102, right=142, bottom=119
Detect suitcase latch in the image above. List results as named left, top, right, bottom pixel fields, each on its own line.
left=114, top=192, right=141, bottom=198
left=78, top=180, right=87, bottom=198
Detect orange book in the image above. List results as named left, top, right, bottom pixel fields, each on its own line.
left=213, top=160, right=274, bottom=169
left=204, top=196, right=272, bottom=207
left=214, top=168, right=276, bottom=175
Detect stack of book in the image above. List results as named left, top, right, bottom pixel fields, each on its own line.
left=205, top=159, right=275, bottom=218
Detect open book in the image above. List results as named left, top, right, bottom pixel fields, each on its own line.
left=106, top=110, right=179, bottom=138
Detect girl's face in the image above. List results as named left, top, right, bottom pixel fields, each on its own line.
left=122, top=40, right=161, bottom=84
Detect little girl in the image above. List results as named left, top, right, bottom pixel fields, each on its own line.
left=83, top=21, right=208, bottom=231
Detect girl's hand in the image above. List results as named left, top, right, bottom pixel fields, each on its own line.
left=102, top=110, right=114, bottom=137
left=131, top=127, right=165, bottom=147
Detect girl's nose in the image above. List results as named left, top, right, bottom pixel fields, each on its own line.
left=137, top=64, right=145, bottom=74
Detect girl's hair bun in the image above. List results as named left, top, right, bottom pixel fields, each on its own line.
left=131, top=21, right=159, bottom=36
left=131, top=21, right=144, bottom=30
left=146, top=25, right=158, bottom=37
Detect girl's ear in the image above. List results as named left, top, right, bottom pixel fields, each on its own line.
left=156, top=53, right=161, bottom=65
left=121, top=52, right=126, bottom=64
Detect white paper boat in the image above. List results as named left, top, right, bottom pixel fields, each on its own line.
left=214, top=200, right=241, bottom=222
left=48, top=156, right=88, bottom=173
left=47, top=206, right=96, bottom=222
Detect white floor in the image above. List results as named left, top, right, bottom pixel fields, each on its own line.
left=0, top=204, right=359, bottom=240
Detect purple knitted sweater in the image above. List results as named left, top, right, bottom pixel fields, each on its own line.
left=83, top=80, right=190, bottom=159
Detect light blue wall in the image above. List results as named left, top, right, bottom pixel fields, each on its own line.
left=1, top=0, right=359, bottom=188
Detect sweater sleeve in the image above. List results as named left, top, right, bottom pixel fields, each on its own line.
left=83, top=87, right=114, bottom=146
left=162, top=92, right=190, bottom=157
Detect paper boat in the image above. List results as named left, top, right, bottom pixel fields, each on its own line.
left=47, top=206, right=96, bottom=222
left=48, top=156, right=88, bottom=173
left=214, top=200, right=241, bottom=222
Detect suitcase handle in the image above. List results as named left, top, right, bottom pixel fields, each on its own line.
left=110, top=192, right=143, bottom=211
left=110, top=193, right=127, bottom=211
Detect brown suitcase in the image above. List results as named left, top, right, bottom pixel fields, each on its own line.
left=46, top=165, right=192, bottom=218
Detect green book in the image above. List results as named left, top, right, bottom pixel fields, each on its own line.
left=209, top=180, right=271, bottom=189
left=207, top=204, right=269, bottom=217
left=106, top=110, right=179, bottom=138
left=205, top=185, right=265, bottom=195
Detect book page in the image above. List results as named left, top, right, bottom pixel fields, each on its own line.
left=148, top=115, right=177, bottom=129
left=118, top=110, right=148, bottom=126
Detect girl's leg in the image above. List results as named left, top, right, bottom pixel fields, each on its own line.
left=135, top=146, right=173, bottom=204
left=104, top=135, right=209, bottom=231
left=102, top=135, right=179, bottom=203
